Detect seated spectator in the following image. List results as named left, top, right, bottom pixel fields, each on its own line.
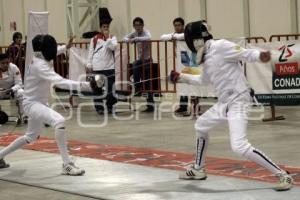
left=123, top=17, right=154, bottom=112
left=0, top=53, right=25, bottom=124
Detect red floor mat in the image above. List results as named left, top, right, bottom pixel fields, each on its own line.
left=0, top=133, right=299, bottom=186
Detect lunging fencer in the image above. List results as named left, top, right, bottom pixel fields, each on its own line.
left=170, top=20, right=293, bottom=191
left=0, top=53, right=25, bottom=124
left=0, top=34, right=103, bottom=175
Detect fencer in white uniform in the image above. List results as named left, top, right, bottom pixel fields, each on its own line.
left=0, top=34, right=102, bottom=175
left=170, top=21, right=293, bottom=191
left=0, top=44, right=66, bottom=123
left=0, top=53, right=25, bottom=122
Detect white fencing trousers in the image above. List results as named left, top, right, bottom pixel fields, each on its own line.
left=193, top=92, right=283, bottom=174
left=24, top=102, right=65, bottom=142
left=0, top=102, right=71, bottom=164
left=24, top=102, right=71, bottom=164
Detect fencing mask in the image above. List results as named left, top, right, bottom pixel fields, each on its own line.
left=184, top=20, right=213, bottom=64
left=32, top=34, right=57, bottom=61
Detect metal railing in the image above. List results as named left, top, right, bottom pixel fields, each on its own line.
left=1, top=35, right=299, bottom=97
left=70, top=40, right=177, bottom=94
left=246, top=37, right=267, bottom=43
left=269, top=34, right=300, bottom=42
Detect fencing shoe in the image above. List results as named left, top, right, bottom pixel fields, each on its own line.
left=0, top=158, right=10, bottom=168
left=275, top=171, right=293, bottom=191
left=179, top=165, right=207, bottom=180
left=62, top=162, right=85, bottom=176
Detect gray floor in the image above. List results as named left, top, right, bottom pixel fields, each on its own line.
left=1, top=150, right=299, bottom=200
left=0, top=95, right=300, bottom=199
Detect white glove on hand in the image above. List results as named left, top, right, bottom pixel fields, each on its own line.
left=94, top=75, right=105, bottom=88
left=11, top=85, right=22, bottom=92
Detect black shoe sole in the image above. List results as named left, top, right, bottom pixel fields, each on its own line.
left=0, top=160, right=10, bottom=169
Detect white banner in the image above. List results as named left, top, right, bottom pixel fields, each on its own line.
left=246, top=40, right=300, bottom=105
left=69, top=47, right=88, bottom=81
left=114, top=47, right=129, bottom=91
left=25, top=12, right=49, bottom=72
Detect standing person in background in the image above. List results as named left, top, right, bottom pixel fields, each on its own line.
left=7, top=32, right=26, bottom=79
left=160, top=17, right=189, bottom=116
left=160, top=17, right=185, bottom=41
left=86, top=8, right=118, bottom=115
left=123, top=17, right=154, bottom=112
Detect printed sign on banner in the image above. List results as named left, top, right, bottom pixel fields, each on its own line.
left=246, top=40, right=300, bottom=106
left=272, top=43, right=300, bottom=90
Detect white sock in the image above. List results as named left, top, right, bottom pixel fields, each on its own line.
left=244, top=147, right=283, bottom=175
left=55, top=128, right=71, bottom=165
left=0, top=136, right=28, bottom=159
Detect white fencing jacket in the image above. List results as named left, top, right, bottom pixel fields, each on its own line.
left=86, top=34, right=117, bottom=71
left=24, top=56, right=91, bottom=106
left=180, top=39, right=260, bottom=103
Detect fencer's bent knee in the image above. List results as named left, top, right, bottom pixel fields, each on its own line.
left=23, top=134, right=39, bottom=143
left=195, top=129, right=208, bottom=139
left=194, top=121, right=210, bottom=135
left=231, top=140, right=252, bottom=156
left=53, top=116, right=65, bottom=129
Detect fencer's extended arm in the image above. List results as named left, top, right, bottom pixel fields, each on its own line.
left=37, top=63, right=91, bottom=92
left=170, top=70, right=204, bottom=85
left=221, top=40, right=260, bottom=63
left=178, top=73, right=204, bottom=85
left=54, top=79, right=92, bottom=92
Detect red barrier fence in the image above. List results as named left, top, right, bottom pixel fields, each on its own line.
left=269, top=34, right=300, bottom=42
left=246, top=37, right=267, bottom=43
left=0, top=40, right=178, bottom=94
left=70, top=40, right=177, bottom=93
left=1, top=35, right=299, bottom=100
